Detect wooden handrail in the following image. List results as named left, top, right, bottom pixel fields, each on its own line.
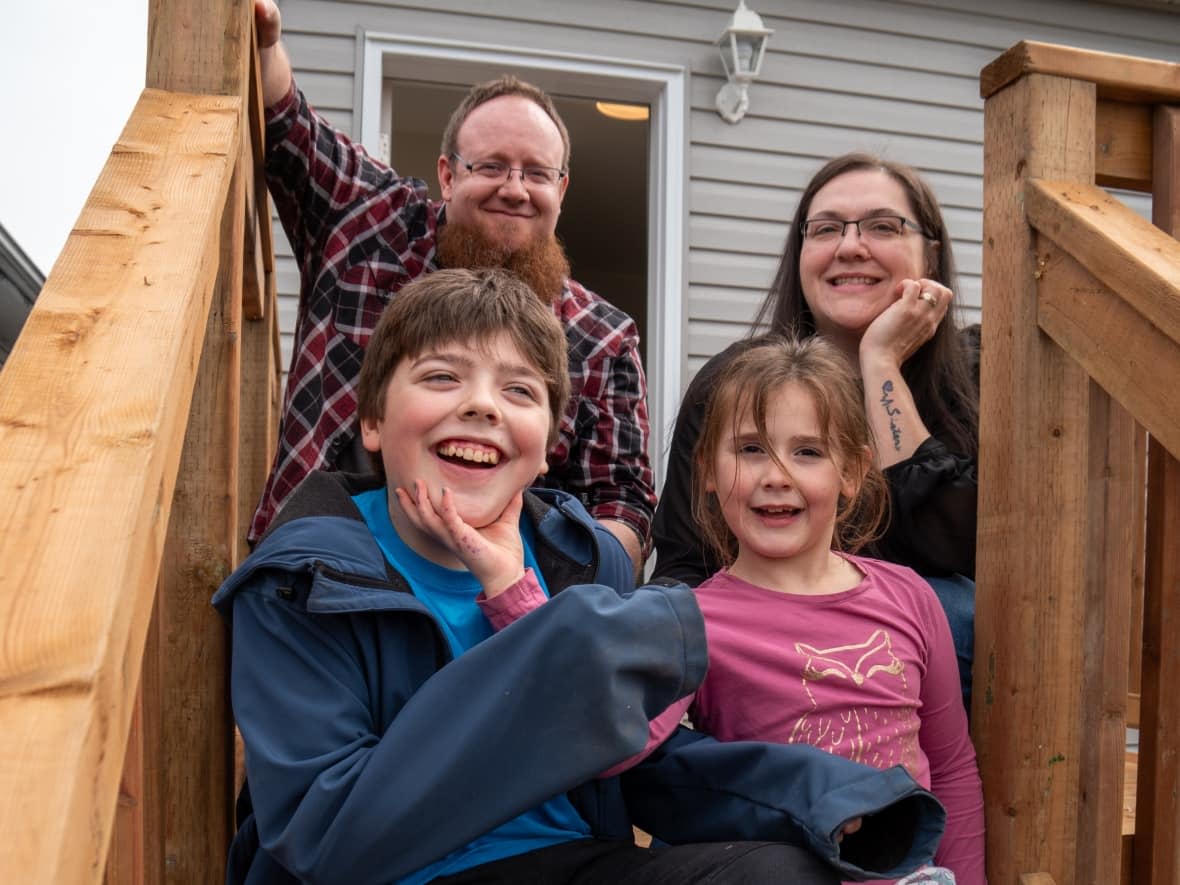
left=1025, top=180, right=1180, bottom=455
left=0, top=88, right=240, bottom=883
left=981, top=40, right=1180, bottom=102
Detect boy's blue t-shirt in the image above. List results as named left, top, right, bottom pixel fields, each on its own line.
left=352, top=488, right=592, bottom=884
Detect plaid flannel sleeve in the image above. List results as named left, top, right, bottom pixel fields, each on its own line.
left=551, top=288, right=656, bottom=551
left=264, top=82, right=404, bottom=284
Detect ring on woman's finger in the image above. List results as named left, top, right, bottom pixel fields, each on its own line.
left=919, top=289, right=939, bottom=307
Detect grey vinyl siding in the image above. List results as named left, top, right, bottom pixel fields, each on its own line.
left=271, top=0, right=1178, bottom=383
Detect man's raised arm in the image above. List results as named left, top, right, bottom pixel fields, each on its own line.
left=255, top=0, right=294, bottom=108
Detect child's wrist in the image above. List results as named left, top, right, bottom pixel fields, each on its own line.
left=482, top=568, right=528, bottom=600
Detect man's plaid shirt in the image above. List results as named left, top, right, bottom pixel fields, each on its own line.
left=250, top=85, right=655, bottom=545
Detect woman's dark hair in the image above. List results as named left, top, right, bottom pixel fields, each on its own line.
left=753, top=152, right=978, bottom=457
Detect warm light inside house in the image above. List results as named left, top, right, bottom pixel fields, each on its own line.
left=595, top=101, right=650, bottom=121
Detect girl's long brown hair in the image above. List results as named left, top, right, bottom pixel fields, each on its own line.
left=693, top=335, right=889, bottom=567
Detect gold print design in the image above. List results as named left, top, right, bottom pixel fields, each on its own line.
left=797, top=630, right=903, bottom=685
left=789, top=630, right=918, bottom=772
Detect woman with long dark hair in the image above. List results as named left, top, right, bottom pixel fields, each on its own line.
left=652, top=152, right=979, bottom=700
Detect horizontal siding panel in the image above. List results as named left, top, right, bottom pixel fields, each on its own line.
left=275, top=263, right=301, bottom=305
left=690, top=180, right=799, bottom=224
left=691, top=148, right=831, bottom=190
left=690, top=77, right=984, bottom=142
left=757, top=53, right=983, bottom=110
left=294, top=71, right=356, bottom=125
left=690, top=215, right=786, bottom=257
left=691, top=112, right=983, bottom=177
left=689, top=285, right=769, bottom=323
left=691, top=147, right=984, bottom=209
left=658, top=0, right=1180, bottom=57
left=278, top=294, right=299, bottom=340
left=763, top=20, right=999, bottom=79
left=943, top=208, right=982, bottom=243
left=903, top=0, right=1180, bottom=49
left=953, top=241, right=981, bottom=277
left=283, top=32, right=357, bottom=74
left=283, top=0, right=719, bottom=71
left=689, top=249, right=778, bottom=290
left=285, top=0, right=721, bottom=43
left=687, top=319, right=752, bottom=361
left=956, top=281, right=982, bottom=316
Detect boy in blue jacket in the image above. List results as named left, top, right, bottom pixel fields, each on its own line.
left=214, top=268, right=945, bottom=884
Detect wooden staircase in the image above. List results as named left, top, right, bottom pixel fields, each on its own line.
left=0, top=7, right=1177, bottom=883
left=0, top=2, right=277, bottom=882
left=975, top=40, right=1180, bottom=885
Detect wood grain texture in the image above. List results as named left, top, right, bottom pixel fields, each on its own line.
left=1095, top=100, right=1153, bottom=192
left=1134, top=440, right=1180, bottom=885
left=1025, top=180, right=1180, bottom=348
left=148, top=156, right=243, bottom=885
left=1033, top=242, right=1180, bottom=459
left=239, top=277, right=280, bottom=558
left=981, top=41, right=1180, bottom=102
left=0, top=87, right=240, bottom=884
left=1075, top=386, right=1135, bottom=884
left=137, top=3, right=257, bottom=881
left=975, top=70, right=1120, bottom=884
left=1132, top=102, right=1180, bottom=885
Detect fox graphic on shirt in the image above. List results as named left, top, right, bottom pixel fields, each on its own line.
left=790, top=629, right=921, bottom=776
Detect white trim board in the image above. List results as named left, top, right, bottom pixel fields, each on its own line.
left=358, top=31, right=687, bottom=493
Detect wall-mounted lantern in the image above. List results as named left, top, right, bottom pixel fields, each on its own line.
left=715, top=0, right=774, bottom=124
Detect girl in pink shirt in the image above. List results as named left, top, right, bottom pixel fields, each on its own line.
left=638, top=336, right=985, bottom=884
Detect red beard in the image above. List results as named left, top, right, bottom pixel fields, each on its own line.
left=436, top=218, right=571, bottom=303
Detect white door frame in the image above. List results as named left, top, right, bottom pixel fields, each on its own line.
left=356, top=31, right=686, bottom=491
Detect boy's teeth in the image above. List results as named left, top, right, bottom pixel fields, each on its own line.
left=438, top=443, right=499, bottom=465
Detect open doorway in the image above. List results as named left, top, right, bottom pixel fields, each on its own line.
left=360, top=35, right=684, bottom=486
left=386, top=80, right=650, bottom=351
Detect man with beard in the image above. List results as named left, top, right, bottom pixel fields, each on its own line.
left=249, top=1, right=654, bottom=569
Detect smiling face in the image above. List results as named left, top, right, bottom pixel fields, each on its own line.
left=360, top=332, right=552, bottom=543
left=707, top=381, right=859, bottom=585
left=437, top=94, right=569, bottom=253
left=798, top=169, right=930, bottom=349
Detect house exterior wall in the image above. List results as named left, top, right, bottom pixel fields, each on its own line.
left=270, top=0, right=1178, bottom=390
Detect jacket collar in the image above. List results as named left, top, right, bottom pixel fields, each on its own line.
left=214, top=471, right=600, bottom=613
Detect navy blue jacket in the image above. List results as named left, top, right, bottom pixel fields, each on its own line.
left=214, top=471, right=945, bottom=884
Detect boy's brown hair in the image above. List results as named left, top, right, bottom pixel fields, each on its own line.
left=357, top=268, right=570, bottom=471
left=693, top=335, right=889, bottom=565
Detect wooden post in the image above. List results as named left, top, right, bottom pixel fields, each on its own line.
left=137, top=1, right=254, bottom=882
left=238, top=17, right=279, bottom=557
left=1132, top=103, right=1180, bottom=885
left=975, top=68, right=1136, bottom=885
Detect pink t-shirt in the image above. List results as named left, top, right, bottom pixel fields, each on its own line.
left=480, top=561, right=983, bottom=881
left=688, top=556, right=985, bottom=884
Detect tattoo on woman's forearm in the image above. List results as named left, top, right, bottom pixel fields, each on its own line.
left=880, top=380, right=903, bottom=451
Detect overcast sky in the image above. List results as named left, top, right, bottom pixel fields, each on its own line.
left=0, top=2, right=149, bottom=276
